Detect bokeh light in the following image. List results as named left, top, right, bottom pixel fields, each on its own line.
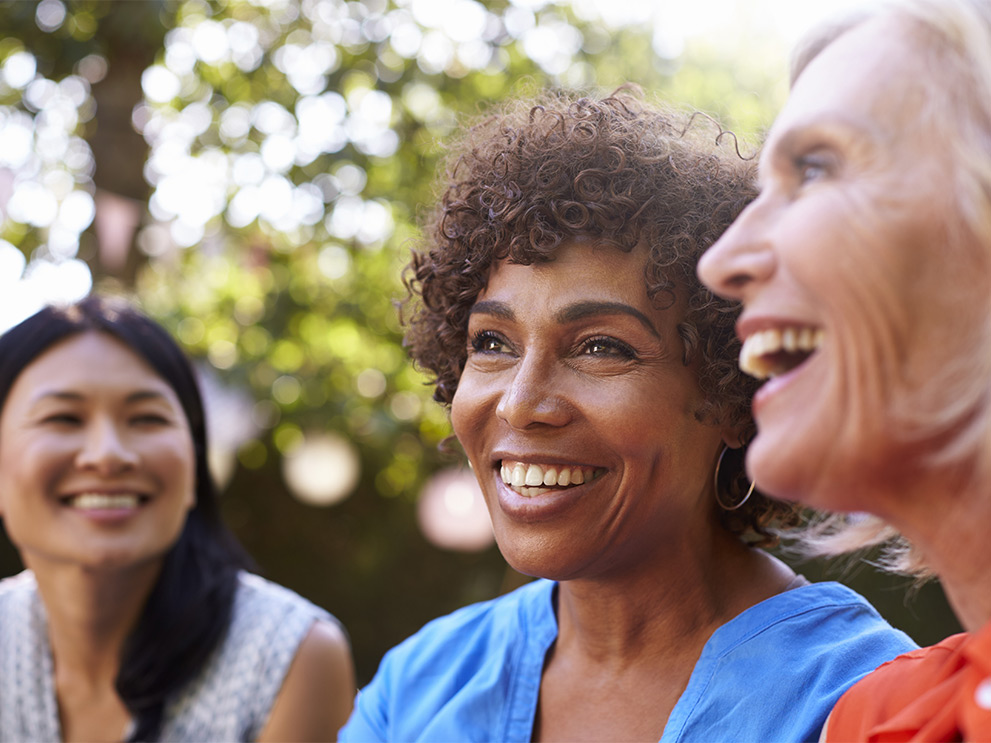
left=282, top=431, right=362, bottom=506
left=417, top=468, right=494, bottom=552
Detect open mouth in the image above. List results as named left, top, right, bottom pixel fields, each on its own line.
left=499, top=460, right=605, bottom=497
left=59, top=493, right=149, bottom=510
left=739, top=327, right=824, bottom=380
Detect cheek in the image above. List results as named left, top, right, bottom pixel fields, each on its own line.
left=450, top=374, right=488, bottom=448
left=0, top=438, right=68, bottom=494
left=149, top=434, right=197, bottom=504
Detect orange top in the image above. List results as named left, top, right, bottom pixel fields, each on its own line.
left=824, top=622, right=991, bottom=742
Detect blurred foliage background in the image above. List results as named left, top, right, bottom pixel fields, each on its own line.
left=0, top=0, right=961, bottom=685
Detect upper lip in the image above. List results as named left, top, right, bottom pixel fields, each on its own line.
left=490, top=451, right=604, bottom=470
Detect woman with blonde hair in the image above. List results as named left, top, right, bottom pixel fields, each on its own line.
left=699, top=0, right=991, bottom=739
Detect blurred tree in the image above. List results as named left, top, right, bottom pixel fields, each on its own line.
left=0, top=0, right=960, bottom=685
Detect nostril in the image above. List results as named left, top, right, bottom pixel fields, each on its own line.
left=724, top=272, right=754, bottom=291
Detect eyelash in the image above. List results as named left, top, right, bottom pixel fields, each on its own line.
left=579, top=336, right=637, bottom=359
left=470, top=330, right=510, bottom=354
left=131, top=414, right=170, bottom=425
left=43, top=413, right=81, bottom=425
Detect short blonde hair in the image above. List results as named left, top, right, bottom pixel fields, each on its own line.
left=787, top=0, right=991, bottom=575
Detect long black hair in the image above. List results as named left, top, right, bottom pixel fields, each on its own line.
left=0, top=295, right=254, bottom=742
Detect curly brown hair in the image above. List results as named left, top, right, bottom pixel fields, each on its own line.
left=404, top=89, right=800, bottom=545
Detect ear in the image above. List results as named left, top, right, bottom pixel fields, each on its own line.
left=719, top=424, right=747, bottom=450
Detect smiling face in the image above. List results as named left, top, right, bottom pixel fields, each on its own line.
left=452, top=240, right=733, bottom=581
left=0, top=331, right=196, bottom=572
left=697, top=17, right=991, bottom=515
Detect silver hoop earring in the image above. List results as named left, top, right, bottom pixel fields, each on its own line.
left=713, top=445, right=756, bottom=511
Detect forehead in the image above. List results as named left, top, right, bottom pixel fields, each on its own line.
left=480, top=240, right=658, bottom=307
left=7, top=331, right=177, bottom=405
left=476, top=240, right=683, bottom=325
left=764, top=16, right=930, bottom=163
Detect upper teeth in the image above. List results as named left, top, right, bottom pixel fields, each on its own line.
left=69, top=493, right=141, bottom=510
left=499, top=461, right=602, bottom=496
left=739, top=327, right=824, bottom=380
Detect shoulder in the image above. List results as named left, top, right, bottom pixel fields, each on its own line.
left=340, top=579, right=555, bottom=743
left=284, top=619, right=354, bottom=694
left=665, top=582, right=918, bottom=743
left=233, top=571, right=328, bottom=618
left=726, top=581, right=915, bottom=651
left=839, top=629, right=969, bottom=692
left=376, top=578, right=552, bottom=675
left=825, top=632, right=971, bottom=742
left=225, top=572, right=339, bottom=675
left=161, top=572, right=346, bottom=740
left=0, top=571, right=36, bottom=601
left=723, top=581, right=918, bottom=678
left=0, top=571, right=40, bottom=624
left=257, top=619, right=356, bottom=742
left=226, top=572, right=335, bottom=645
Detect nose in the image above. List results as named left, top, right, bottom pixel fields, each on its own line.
left=496, top=352, right=572, bottom=430
left=697, top=198, right=777, bottom=301
left=75, top=418, right=139, bottom=474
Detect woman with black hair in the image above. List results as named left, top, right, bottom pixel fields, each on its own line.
left=0, top=295, right=354, bottom=742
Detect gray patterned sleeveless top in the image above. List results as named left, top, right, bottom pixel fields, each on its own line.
left=0, top=570, right=332, bottom=742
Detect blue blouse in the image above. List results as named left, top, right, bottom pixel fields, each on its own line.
left=341, top=579, right=916, bottom=743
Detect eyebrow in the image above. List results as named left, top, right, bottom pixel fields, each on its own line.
left=469, top=300, right=515, bottom=321
left=31, top=389, right=171, bottom=405
left=762, top=114, right=879, bottom=167
left=470, top=299, right=660, bottom=338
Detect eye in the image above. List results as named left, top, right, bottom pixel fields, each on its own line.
left=579, top=336, right=637, bottom=359
left=42, top=413, right=82, bottom=425
left=794, top=152, right=833, bottom=185
left=130, top=413, right=171, bottom=426
left=470, top=330, right=511, bottom=355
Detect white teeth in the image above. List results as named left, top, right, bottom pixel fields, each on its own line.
left=499, top=461, right=601, bottom=495
left=511, top=463, right=526, bottom=487
left=739, top=327, right=824, bottom=380
left=70, top=493, right=140, bottom=510
left=783, top=328, right=797, bottom=352
left=524, top=464, right=544, bottom=486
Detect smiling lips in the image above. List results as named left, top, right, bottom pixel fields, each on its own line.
left=739, top=326, right=825, bottom=380
left=499, top=460, right=605, bottom=497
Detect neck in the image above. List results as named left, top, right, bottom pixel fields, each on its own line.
left=554, top=528, right=794, bottom=666
left=883, top=475, right=991, bottom=632
left=27, top=558, right=162, bottom=689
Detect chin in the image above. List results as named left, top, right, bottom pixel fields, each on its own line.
left=749, top=431, right=888, bottom=515
left=746, top=431, right=828, bottom=508
left=495, top=537, right=585, bottom=583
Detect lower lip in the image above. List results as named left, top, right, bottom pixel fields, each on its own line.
left=494, top=474, right=592, bottom=523
left=64, top=505, right=143, bottom=524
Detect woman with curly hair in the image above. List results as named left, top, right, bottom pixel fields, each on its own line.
left=340, top=90, right=913, bottom=742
